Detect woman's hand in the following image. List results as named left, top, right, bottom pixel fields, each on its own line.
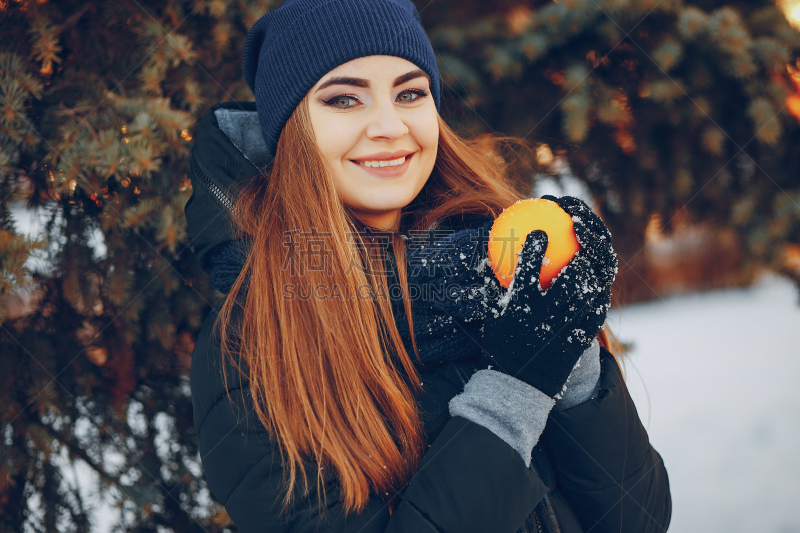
left=479, top=196, right=617, bottom=398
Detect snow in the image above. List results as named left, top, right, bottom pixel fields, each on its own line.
left=8, top=200, right=107, bottom=271
left=532, top=166, right=595, bottom=209
left=607, top=273, right=800, bottom=532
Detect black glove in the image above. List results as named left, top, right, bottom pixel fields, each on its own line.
left=479, top=196, right=617, bottom=398
left=542, top=194, right=617, bottom=294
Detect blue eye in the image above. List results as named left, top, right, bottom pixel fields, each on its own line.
left=323, top=89, right=428, bottom=108
left=324, top=95, right=359, bottom=108
left=397, top=89, right=428, bottom=102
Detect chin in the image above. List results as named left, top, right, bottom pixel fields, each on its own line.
left=357, top=185, right=421, bottom=209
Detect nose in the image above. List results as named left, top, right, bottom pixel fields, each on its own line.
left=365, top=100, right=409, bottom=141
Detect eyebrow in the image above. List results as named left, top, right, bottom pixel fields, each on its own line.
left=315, top=69, right=429, bottom=93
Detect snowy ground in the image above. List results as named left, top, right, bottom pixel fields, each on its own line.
left=608, top=274, right=800, bottom=533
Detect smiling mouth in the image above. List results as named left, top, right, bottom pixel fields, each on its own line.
left=353, top=155, right=410, bottom=168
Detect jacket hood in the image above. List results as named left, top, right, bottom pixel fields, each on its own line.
left=184, top=102, right=270, bottom=274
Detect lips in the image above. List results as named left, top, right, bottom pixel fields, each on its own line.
left=355, top=154, right=408, bottom=168
left=350, top=150, right=415, bottom=166
left=350, top=152, right=414, bottom=177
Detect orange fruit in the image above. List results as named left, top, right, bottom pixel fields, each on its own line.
left=488, top=198, right=581, bottom=290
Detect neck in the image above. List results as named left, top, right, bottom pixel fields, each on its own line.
left=353, top=209, right=401, bottom=232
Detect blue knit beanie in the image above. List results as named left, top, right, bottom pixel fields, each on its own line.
left=243, top=0, right=441, bottom=158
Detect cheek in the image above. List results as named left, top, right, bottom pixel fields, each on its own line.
left=311, top=114, right=360, bottom=165
left=408, top=103, right=439, bottom=148
left=411, top=112, right=439, bottom=168
left=419, top=122, right=439, bottom=152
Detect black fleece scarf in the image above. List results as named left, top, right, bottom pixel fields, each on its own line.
left=206, top=217, right=495, bottom=366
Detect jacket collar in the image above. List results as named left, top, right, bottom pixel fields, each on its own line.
left=184, top=102, right=269, bottom=274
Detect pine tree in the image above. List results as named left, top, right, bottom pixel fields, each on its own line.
left=0, top=1, right=799, bottom=531
left=0, top=1, right=269, bottom=530
left=422, top=0, right=800, bottom=301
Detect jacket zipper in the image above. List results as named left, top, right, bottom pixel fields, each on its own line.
left=190, top=150, right=237, bottom=214
left=541, top=495, right=562, bottom=533
left=531, top=508, right=544, bottom=533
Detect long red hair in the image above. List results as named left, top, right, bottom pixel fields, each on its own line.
left=215, top=94, right=616, bottom=517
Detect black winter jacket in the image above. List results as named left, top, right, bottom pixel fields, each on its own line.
left=186, top=102, right=672, bottom=533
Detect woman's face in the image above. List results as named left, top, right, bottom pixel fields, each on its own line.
left=308, top=55, right=439, bottom=231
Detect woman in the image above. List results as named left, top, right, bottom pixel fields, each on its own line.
left=185, top=1, right=672, bottom=531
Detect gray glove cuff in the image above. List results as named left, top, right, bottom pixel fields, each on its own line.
left=449, top=369, right=555, bottom=468
left=553, top=337, right=601, bottom=411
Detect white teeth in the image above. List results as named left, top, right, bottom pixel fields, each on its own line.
left=357, top=156, right=407, bottom=168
